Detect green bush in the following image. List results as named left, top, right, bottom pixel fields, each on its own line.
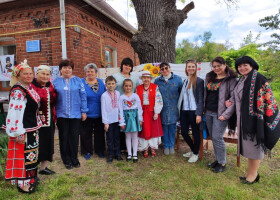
left=0, top=132, right=9, bottom=175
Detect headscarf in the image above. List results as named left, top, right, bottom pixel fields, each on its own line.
left=36, top=65, right=51, bottom=74
left=10, top=59, right=31, bottom=87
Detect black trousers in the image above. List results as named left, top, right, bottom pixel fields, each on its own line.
left=80, top=117, right=105, bottom=155
left=180, top=110, right=200, bottom=155
left=38, top=121, right=55, bottom=162
left=106, top=122, right=121, bottom=157
left=57, top=118, right=80, bottom=165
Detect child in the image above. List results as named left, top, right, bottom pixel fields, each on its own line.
left=136, top=71, right=163, bottom=157
left=119, top=79, right=143, bottom=163
left=101, top=76, right=122, bottom=164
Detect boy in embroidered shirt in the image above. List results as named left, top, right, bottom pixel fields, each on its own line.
left=101, top=76, right=123, bottom=163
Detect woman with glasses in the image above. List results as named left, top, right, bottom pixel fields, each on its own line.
left=154, top=62, right=183, bottom=155
left=204, top=57, right=238, bottom=173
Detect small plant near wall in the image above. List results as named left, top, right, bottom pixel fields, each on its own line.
left=0, top=132, right=8, bottom=175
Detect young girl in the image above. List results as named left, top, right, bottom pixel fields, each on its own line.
left=178, top=59, right=204, bottom=163
left=119, top=79, right=143, bottom=163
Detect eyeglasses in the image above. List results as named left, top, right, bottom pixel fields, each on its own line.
left=160, top=66, right=169, bottom=71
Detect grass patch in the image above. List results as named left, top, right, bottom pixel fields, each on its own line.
left=1, top=140, right=280, bottom=199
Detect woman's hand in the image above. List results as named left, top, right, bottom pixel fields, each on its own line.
left=104, top=124, right=109, bottom=132
left=81, top=113, right=87, bottom=121
left=120, top=125, right=125, bottom=130
left=196, top=116, right=202, bottom=124
left=140, top=121, right=143, bottom=127
left=16, top=134, right=25, bottom=144
left=218, top=116, right=226, bottom=121
left=225, top=100, right=232, bottom=108
left=153, top=113, right=158, bottom=120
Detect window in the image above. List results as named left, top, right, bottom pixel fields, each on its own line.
left=104, top=46, right=117, bottom=68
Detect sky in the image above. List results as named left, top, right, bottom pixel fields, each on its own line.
left=106, top=0, right=280, bottom=49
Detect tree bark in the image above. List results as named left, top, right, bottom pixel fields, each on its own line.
left=131, top=0, right=194, bottom=63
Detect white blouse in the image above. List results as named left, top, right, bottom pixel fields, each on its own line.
left=119, top=93, right=143, bottom=126
left=142, top=86, right=163, bottom=114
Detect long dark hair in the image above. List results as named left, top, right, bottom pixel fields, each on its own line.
left=207, top=57, right=237, bottom=82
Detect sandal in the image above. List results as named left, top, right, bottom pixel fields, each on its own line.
left=151, top=149, right=157, bottom=157
left=143, top=150, right=148, bottom=158
left=132, top=156, right=138, bottom=163
left=17, top=183, right=36, bottom=194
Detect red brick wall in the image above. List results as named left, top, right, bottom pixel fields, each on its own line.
left=0, top=0, right=139, bottom=78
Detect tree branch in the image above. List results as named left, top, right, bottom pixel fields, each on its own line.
left=182, top=1, right=195, bottom=15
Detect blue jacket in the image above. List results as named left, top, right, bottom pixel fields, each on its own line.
left=81, top=78, right=106, bottom=118
left=155, top=72, right=183, bottom=125
left=53, top=76, right=88, bottom=119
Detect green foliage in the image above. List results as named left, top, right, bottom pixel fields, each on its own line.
left=175, top=31, right=228, bottom=63
left=240, top=31, right=261, bottom=48
left=259, top=9, right=280, bottom=50
left=0, top=132, right=9, bottom=175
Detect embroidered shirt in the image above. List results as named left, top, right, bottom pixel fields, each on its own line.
left=101, top=91, right=120, bottom=124
left=118, top=93, right=143, bottom=126
left=142, top=86, right=163, bottom=114
left=52, top=76, right=88, bottom=119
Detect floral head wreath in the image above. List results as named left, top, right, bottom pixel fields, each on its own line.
left=10, top=59, right=31, bottom=87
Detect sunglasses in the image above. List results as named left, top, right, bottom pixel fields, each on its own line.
left=160, top=66, right=169, bottom=71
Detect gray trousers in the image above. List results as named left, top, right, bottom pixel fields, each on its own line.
left=205, top=111, right=228, bottom=164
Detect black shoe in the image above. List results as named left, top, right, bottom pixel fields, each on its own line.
left=132, top=156, right=138, bottom=163
left=97, top=152, right=105, bottom=158
left=107, top=157, right=113, bottom=164
left=39, top=167, right=55, bottom=175
left=239, top=176, right=246, bottom=181
left=115, top=155, right=123, bottom=161
left=126, top=155, right=132, bottom=162
left=242, top=174, right=260, bottom=184
left=73, top=162, right=80, bottom=168
left=65, top=164, right=73, bottom=170
left=212, top=163, right=226, bottom=173
left=207, top=160, right=218, bottom=169
left=17, top=183, right=37, bottom=194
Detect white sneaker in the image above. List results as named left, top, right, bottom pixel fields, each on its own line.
left=183, top=152, right=193, bottom=158
left=188, top=154, right=199, bottom=163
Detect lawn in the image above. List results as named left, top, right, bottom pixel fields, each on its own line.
left=0, top=134, right=280, bottom=200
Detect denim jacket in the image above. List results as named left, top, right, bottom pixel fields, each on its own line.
left=155, top=72, right=183, bottom=125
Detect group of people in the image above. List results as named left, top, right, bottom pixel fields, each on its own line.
left=4, top=56, right=280, bottom=194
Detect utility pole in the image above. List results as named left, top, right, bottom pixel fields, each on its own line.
left=59, top=0, right=67, bottom=59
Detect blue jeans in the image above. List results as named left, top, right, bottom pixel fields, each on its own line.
left=205, top=111, right=228, bottom=164
left=162, top=123, right=177, bottom=149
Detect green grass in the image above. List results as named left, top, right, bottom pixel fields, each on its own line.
left=0, top=140, right=280, bottom=200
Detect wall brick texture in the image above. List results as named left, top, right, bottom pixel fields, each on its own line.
left=0, top=0, right=139, bottom=78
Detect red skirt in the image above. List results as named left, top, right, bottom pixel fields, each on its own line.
left=138, top=105, right=163, bottom=140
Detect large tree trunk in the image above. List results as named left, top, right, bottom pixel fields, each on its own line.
left=131, top=0, right=194, bottom=63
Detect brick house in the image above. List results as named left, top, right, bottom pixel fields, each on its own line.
left=0, top=0, right=139, bottom=91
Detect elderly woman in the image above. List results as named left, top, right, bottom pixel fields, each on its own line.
left=226, top=56, right=280, bottom=184
left=5, top=60, right=42, bottom=193
left=80, top=63, right=106, bottom=159
left=52, top=59, right=88, bottom=169
left=204, top=57, right=238, bottom=173
left=31, top=65, right=56, bottom=175
left=136, top=71, right=163, bottom=157
left=154, top=62, right=183, bottom=155
left=113, top=57, right=139, bottom=152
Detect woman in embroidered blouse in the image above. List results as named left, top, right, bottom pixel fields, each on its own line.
left=113, top=57, right=139, bottom=153
left=5, top=60, right=42, bottom=193
left=177, top=59, right=204, bottom=163
left=80, top=63, right=106, bottom=159
left=52, top=59, right=88, bottom=170
left=204, top=57, right=238, bottom=173
left=136, top=71, right=163, bottom=157
left=31, top=65, right=56, bottom=175
left=226, top=56, right=280, bottom=184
